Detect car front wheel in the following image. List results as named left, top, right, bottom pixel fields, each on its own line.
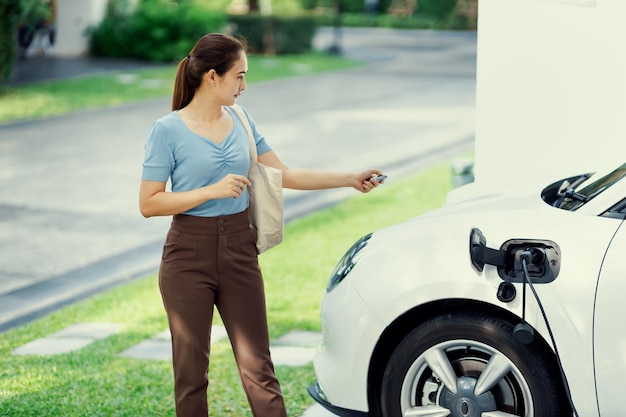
left=380, top=313, right=570, bottom=417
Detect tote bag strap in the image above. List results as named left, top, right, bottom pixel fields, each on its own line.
left=230, top=104, right=257, bottom=161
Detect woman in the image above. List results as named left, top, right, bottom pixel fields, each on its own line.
left=139, top=33, right=384, bottom=417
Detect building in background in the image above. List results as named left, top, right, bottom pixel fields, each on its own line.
left=54, top=0, right=107, bottom=56
left=473, top=0, right=626, bottom=194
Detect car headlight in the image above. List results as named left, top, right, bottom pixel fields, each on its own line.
left=326, top=233, right=372, bottom=292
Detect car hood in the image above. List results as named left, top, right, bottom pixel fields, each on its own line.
left=377, top=190, right=546, bottom=242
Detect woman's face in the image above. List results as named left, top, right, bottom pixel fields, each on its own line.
left=215, top=51, right=248, bottom=106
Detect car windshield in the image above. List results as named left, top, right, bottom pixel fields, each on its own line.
left=558, top=162, right=626, bottom=210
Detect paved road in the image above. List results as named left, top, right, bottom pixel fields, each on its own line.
left=0, top=27, right=477, bottom=332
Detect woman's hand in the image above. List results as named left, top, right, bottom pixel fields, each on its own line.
left=213, top=174, right=252, bottom=199
left=353, top=170, right=385, bottom=193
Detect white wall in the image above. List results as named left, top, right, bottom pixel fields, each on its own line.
left=54, top=0, right=108, bottom=56
left=474, top=0, right=626, bottom=193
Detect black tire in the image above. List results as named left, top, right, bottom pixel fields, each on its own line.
left=380, top=313, right=570, bottom=417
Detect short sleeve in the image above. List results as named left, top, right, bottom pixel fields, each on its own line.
left=142, top=120, right=175, bottom=182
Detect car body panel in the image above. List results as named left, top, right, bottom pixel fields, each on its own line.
left=594, top=222, right=626, bottom=414
left=312, top=167, right=626, bottom=416
left=315, top=277, right=385, bottom=411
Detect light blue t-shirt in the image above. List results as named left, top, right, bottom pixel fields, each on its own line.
left=142, top=105, right=272, bottom=217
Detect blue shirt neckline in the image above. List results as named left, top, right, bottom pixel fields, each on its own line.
left=173, top=108, right=235, bottom=147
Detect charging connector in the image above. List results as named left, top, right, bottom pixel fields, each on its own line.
left=520, top=248, right=546, bottom=266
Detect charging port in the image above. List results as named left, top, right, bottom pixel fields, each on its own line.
left=499, top=240, right=561, bottom=283
left=469, top=228, right=561, bottom=284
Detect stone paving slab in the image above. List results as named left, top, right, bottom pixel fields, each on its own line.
left=13, top=336, right=95, bottom=355
left=119, top=325, right=229, bottom=360
left=271, top=330, right=321, bottom=366
left=271, top=346, right=317, bottom=366
left=274, top=330, right=322, bottom=347
left=12, top=322, right=121, bottom=355
left=118, top=338, right=172, bottom=361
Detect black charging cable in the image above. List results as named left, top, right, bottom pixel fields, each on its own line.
left=520, top=250, right=579, bottom=417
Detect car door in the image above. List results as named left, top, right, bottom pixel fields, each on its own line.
left=594, top=218, right=626, bottom=415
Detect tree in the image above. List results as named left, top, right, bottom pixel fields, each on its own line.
left=0, top=0, right=25, bottom=84
left=0, top=0, right=53, bottom=85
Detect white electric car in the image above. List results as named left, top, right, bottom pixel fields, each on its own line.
left=309, top=162, right=626, bottom=417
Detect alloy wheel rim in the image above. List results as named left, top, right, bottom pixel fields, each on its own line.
left=399, top=339, right=534, bottom=417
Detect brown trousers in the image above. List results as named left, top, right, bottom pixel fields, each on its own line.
left=159, top=211, right=287, bottom=417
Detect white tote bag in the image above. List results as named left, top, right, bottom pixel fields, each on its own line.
left=231, top=104, right=284, bottom=254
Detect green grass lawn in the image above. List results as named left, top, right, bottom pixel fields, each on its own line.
left=0, top=52, right=362, bottom=125
left=0, top=161, right=454, bottom=417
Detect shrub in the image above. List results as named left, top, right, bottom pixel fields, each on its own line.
left=418, top=0, right=457, bottom=20
left=297, top=0, right=319, bottom=10
left=89, top=2, right=227, bottom=62
left=228, top=13, right=318, bottom=55
left=227, top=13, right=267, bottom=54
left=297, top=0, right=371, bottom=13
left=378, top=0, right=393, bottom=13
left=316, top=12, right=437, bottom=29
left=341, top=0, right=366, bottom=13
left=273, top=15, right=318, bottom=53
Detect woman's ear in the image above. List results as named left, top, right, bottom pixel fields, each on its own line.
left=206, top=69, right=217, bottom=86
